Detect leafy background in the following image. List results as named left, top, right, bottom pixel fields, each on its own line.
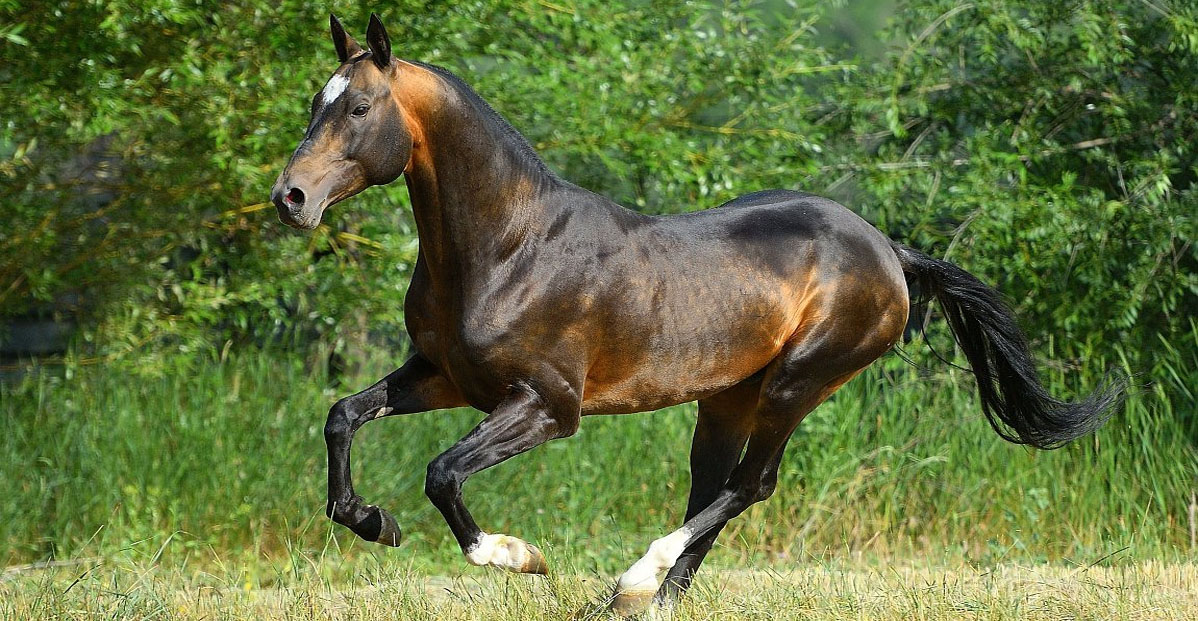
left=0, top=0, right=1194, bottom=570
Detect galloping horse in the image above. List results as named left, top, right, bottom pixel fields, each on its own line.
left=271, top=14, right=1122, bottom=615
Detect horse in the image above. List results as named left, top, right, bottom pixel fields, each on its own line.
left=270, top=14, right=1123, bottom=616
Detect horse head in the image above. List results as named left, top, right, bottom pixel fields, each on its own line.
left=271, top=13, right=412, bottom=229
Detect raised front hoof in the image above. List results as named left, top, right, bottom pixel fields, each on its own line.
left=337, top=504, right=401, bottom=547
left=608, top=590, right=657, bottom=618
left=367, top=506, right=402, bottom=547
left=328, top=497, right=402, bottom=546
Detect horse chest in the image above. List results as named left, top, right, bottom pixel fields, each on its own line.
left=405, top=281, right=543, bottom=404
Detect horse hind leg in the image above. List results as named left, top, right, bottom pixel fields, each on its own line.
left=610, top=317, right=896, bottom=616
left=652, top=381, right=757, bottom=605
left=608, top=398, right=809, bottom=616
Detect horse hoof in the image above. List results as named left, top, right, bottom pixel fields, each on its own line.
left=466, top=533, right=549, bottom=573
left=370, top=506, right=402, bottom=547
left=609, top=590, right=656, bottom=617
left=520, top=543, right=549, bottom=575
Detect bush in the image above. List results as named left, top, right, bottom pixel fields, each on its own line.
left=1, top=0, right=1192, bottom=410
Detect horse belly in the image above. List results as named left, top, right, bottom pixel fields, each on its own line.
left=579, top=288, right=806, bottom=415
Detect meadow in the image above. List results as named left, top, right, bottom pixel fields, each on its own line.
left=2, top=338, right=1195, bottom=618
left=4, top=560, right=1197, bottom=619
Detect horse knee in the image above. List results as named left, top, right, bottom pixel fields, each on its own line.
left=324, top=399, right=354, bottom=442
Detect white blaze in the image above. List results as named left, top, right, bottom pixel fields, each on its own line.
left=321, top=74, right=350, bottom=107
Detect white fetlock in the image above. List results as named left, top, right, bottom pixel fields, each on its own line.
left=612, top=528, right=691, bottom=616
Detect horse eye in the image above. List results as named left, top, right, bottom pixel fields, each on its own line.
left=351, top=104, right=370, bottom=117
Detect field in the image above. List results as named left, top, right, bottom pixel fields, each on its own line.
left=2, top=349, right=1195, bottom=618
left=4, top=558, right=1197, bottom=619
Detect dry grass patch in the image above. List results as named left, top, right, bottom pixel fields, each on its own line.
left=3, top=560, right=1196, bottom=620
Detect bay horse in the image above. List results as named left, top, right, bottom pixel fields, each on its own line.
left=270, top=14, right=1122, bottom=615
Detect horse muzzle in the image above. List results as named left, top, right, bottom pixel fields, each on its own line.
left=270, top=175, right=324, bottom=229
left=271, top=162, right=367, bottom=230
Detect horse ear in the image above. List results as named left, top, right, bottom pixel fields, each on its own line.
left=366, top=12, right=392, bottom=71
left=329, top=14, right=362, bottom=63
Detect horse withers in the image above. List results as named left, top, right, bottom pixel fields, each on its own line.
left=270, top=14, right=1123, bottom=616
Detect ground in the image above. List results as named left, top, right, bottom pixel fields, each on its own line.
left=4, top=561, right=1196, bottom=620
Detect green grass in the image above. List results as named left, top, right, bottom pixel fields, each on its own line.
left=4, top=556, right=1197, bottom=620
left=1, top=342, right=1195, bottom=580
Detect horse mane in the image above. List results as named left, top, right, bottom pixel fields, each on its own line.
left=403, top=59, right=557, bottom=179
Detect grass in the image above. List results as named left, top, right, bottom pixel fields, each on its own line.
left=0, top=341, right=1195, bottom=616
left=3, top=555, right=1197, bottom=619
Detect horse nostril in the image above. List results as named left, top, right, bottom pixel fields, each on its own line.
left=286, top=187, right=306, bottom=205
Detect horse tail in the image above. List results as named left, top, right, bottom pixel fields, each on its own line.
left=891, top=242, right=1124, bottom=449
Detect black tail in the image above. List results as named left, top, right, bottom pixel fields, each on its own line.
left=892, top=243, right=1124, bottom=449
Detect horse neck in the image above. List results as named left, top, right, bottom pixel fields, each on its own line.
left=400, top=76, right=556, bottom=284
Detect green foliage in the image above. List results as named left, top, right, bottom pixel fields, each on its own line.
left=0, top=1, right=424, bottom=356
left=818, top=0, right=1196, bottom=387
left=1, top=351, right=1193, bottom=569
left=1, top=0, right=1192, bottom=400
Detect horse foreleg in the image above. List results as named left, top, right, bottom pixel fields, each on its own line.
left=424, top=382, right=580, bottom=574
left=325, top=354, right=465, bottom=546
